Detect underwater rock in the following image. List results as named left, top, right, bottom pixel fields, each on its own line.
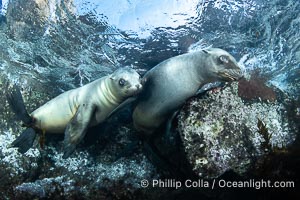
left=175, top=82, right=297, bottom=178
left=0, top=114, right=157, bottom=199
left=6, top=0, right=75, bottom=40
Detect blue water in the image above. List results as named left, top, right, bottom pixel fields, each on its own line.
left=0, top=0, right=6, bottom=14
left=0, top=0, right=299, bottom=98
left=75, top=0, right=300, bottom=98
left=0, top=0, right=2, bottom=16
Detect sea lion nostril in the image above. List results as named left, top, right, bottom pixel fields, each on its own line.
left=235, top=70, right=243, bottom=79
left=141, top=77, right=147, bottom=85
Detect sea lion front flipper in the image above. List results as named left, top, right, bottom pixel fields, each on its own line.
left=107, top=97, right=137, bottom=119
left=62, top=103, right=95, bottom=158
left=195, top=82, right=224, bottom=96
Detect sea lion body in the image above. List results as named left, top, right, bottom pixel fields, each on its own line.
left=8, top=67, right=143, bottom=157
left=32, top=76, right=125, bottom=133
left=133, top=48, right=242, bottom=135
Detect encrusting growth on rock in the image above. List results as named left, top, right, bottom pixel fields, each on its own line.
left=238, top=71, right=277, bottom=102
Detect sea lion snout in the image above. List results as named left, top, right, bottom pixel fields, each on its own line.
left=229, top=68, right=243, bottom=80
left=213, top=50, right=243, bottom=81
left=228, top=60, right=244, bottom=80
left=141, top=77, right=147, bottom=86
left=235, top=69, right=243, bottom=80
left=130, top=75, right=143, bottom=94
left=218, top=68, right=243, bottom=81
left=131, top=83, right=143, bottom=95
left=136, top=83, right=142, bottom=90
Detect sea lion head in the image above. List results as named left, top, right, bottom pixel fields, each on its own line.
left=109, top=66, right=143, bottom=99
left=203, top=48, right=243, bottom=82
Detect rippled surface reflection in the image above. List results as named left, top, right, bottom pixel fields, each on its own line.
left=0, top=0, right=299, bottom=97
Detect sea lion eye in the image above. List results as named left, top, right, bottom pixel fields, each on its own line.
left=219, top=55, right=229, bottom=64
left=119, top=78, right=126, bottom=86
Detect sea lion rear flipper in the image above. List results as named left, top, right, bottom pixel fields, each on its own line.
left=6, top=84, right=33, bottom=125
left=11, top=128, right=36, bottom=154
left=62, top=104, right=94, bottom=158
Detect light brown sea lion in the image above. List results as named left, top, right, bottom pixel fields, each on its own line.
left=7, top=67, right=143, bottom=158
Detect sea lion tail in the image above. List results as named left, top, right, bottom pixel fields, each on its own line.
left=11, top=128, right=36, bottom=153
left=6, top=84, right=33, bottom=125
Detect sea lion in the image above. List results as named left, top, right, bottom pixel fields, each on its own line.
left=7, top=67, right=143, bottom=158
left=132, top=47, right=243, bottom=135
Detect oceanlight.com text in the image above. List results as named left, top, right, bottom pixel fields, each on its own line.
left=140, top=179, right=295, bottom=190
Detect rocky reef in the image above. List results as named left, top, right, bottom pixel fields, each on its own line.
left=1, top=79, right=299, bottom=199
left=0, top=130, right=156, bottom=199
left=177, top=82, right=297, bottom=178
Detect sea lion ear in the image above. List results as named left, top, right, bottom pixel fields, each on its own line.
left=109, top=75, right=115, bottom=80
left=202, top=49, right=209, bottom=54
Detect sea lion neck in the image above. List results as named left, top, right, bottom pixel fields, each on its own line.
left=190, top=52, right=215, bottom=84
left=98, top=78, right=121, bottom=106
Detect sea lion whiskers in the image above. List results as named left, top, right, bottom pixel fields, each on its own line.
left=218, top=71, right=235, bottom=81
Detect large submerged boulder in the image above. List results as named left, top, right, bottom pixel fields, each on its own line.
left=149, top=80, right=299, bottom=182
left=177, top=81, right=297, bottom=178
